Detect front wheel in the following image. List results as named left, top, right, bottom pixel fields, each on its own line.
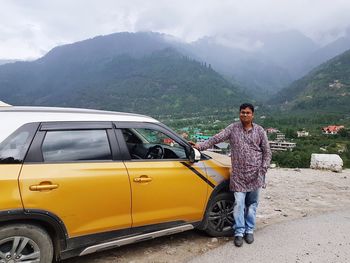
left=0, top=224, right=53, bottom=263
left=203, top=192, right=234, bottom=237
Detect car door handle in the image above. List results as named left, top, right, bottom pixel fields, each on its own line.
left=29, top=183, right=59, bottom=191
left=133, top=177, right=153, bottom=183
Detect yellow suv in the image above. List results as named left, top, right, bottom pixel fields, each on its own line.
left=0, top=106, right=232, bottom=262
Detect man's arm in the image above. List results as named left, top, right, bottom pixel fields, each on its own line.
left=195, top=124, right=233, bottom=151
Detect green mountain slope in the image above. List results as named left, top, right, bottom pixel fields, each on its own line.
left=270, top=49, right=350, bottom=114
left=0, top=45, right=247, bottom=116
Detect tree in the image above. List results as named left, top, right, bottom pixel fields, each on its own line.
left=339, top=128, right=350, bottom=138
left=285, top=128, right=297, bottom=139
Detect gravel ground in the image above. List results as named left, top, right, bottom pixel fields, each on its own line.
left=63, top=168, right=350, bottom=263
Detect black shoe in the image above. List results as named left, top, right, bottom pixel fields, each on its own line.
left=234, top=236, right=243, bottom=247
left=244, top=233, right=254, bottom=244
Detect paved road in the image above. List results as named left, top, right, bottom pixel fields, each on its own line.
left=189, top=209, right=350, bottom=263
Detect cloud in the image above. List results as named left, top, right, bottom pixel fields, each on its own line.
left=1, top=0, right=350, bottom=59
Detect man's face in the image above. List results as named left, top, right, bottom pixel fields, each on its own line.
left=239, top=107, right=254, bottom=124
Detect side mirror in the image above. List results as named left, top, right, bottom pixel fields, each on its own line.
left=189, top=147, right=201, bottom=163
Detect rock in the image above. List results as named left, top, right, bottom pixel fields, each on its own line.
left=200, top=248, right=208, bottom=253
left=144, top=248, right=153, bottom=255
left=211, top=238, right=218, bottom=243
left=270, top=163, right=277, bottom=168
left=294, top=168, right=301, bottom=172
left=310, top=154, right=343, bottom=172
left=166, top=248, right=177, bottom=255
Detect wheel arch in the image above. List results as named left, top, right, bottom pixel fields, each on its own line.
left=0, top=209, right=68, bottom=260
left=198, top=180, right=231, bottom=230
left=209, top=179, right=231, bottom=203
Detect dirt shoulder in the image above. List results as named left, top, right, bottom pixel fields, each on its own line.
left=64, top=168, right=350, bottom=263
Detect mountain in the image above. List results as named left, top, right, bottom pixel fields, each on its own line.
left=188, top=30, right=350, bottom=100
left=269, top=49, right=350, bottom=114
left=187, top=30, right=322, bottom=99
left=2, top=30, right=350, bottom=112
left=257, top=30, right=319, bottom=79
left=33, top=30, right=331, bottom=102
left=42, top=31, right=175, bottom=63
left=0, top=60, right=17, bottom=66
left=189, top=37, right=292, bottom=99
left=0, top=33, right=247, bottom=117
left=301, top=34, right=350, bottom=75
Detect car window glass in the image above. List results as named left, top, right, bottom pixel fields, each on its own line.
left=121, top=128, right=187, bottom=160
left=0, top=123, right=37, bottom=164
left=42, top=130, right=112, bottom=162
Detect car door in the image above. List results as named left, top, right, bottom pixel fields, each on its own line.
left=0, top=123, right=39, bottom=210
left=19, top=122, right=132, bottom=237
left=115, top=122, right=210, bottom=228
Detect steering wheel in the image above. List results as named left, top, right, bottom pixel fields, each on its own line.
left=145, top=145, right=164, bottom=159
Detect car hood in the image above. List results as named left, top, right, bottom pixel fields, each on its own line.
left=202, top=151, right=231, bottom=167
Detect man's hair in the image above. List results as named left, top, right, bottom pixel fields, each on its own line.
left=239, top=103, right=255, bottom=113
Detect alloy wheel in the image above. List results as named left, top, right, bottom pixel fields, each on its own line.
left=0, top=236, right=40, bottom=263
left=208, top=199, right=234, bottom=232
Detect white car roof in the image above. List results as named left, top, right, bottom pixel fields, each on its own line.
left=0, top=106, right=159, bottom=143
left=0, top=100, right=11, bottom=106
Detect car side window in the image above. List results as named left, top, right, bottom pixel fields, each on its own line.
left=42, top=130, right=112, bottom=162
left=121, top=128, right=187, bottom=160
left=0, top=123, right=38, bottom=164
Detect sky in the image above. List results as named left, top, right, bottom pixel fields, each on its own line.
left=1, top=0, right=350, bottom=60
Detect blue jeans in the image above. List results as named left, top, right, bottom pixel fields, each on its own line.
left=233, top=189, right=260, bottom=237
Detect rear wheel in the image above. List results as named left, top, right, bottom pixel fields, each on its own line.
left=0, top=224, right=53, bottom=263
left=203, top=192, right=234, bottom=236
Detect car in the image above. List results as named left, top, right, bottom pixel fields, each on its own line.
left=0, top=106, right=232, bottom=262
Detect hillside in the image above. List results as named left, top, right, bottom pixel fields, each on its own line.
left=269, top=49, right=350, bottom=114
left=0, top=42, right=247, bottom=116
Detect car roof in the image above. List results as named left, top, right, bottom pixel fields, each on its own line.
left=0, top=106, right=159, bottom=143
left=0, top=106, right=158, bottom=123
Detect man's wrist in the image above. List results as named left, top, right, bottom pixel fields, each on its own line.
left=194, top=143, right=201, bottom=150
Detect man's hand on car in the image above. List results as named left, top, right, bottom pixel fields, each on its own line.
left=188, top=141, right=200, bottom=150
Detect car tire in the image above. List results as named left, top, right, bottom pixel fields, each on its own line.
left=0, top=224, right=54, bottom=263
left=203, top=192, right=234, bottom=237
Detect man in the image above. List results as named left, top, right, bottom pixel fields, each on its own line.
left=194, top=103, right=271, bottom=247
